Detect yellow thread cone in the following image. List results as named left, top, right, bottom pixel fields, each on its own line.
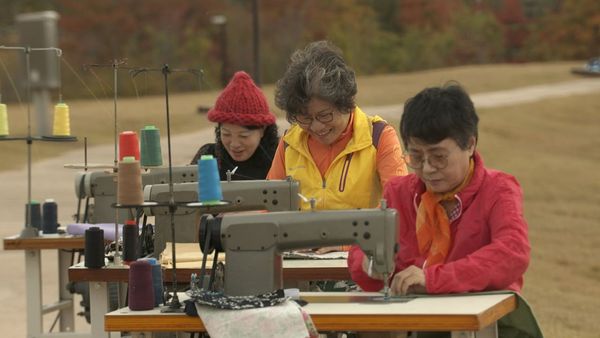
left=0, top=103, right=8, bottom=136
left=53, top=102, right=70, bottom=136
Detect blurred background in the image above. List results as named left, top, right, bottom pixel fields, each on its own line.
left=0, top=1, right=599, bottom=337
left=0, top=0, right=598, bottom=98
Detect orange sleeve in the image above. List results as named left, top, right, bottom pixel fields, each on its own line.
left=376, top=125, right=408, bottom=187
left=267, top=138, right=287, bottom=180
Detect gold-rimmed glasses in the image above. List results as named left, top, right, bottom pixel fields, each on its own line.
left=402, top=152, right=450, bottom=170
left=290, top=108, right=335, bottom=127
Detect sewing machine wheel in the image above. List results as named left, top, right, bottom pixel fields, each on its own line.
left=198, top=214, right=223, bottom=254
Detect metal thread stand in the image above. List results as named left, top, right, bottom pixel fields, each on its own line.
left=130, top=64, right=202, bottom=312
left=1, top=45, right=80, bottom=338
left=84, top=59, right=131, bottom=266
left=0, top=45, right=76, bottom=238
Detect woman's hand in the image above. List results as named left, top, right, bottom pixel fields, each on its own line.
left=361, top=255, right=385, bottom=280
left=390, top=265, right=427, bottom=296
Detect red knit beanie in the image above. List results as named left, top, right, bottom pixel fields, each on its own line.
left=207, top=71, right=276, bottom=126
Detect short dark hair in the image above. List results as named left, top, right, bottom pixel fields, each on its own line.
left=275, top=40, right=357, bottom=124
left=400, top=82, right=478, bottom=150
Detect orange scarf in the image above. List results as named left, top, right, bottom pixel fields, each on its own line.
left=416, top=158, right=474, bottom=267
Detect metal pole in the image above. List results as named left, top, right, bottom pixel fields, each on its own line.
left=113, top=62, right=118, bottom=169
left=26, top=47, right=32, bottom=228
left=221, top=23, right=228, bottom=87
left=163, top=64, right=181, bottom=310
left=252, top=0, right=261, bottom=86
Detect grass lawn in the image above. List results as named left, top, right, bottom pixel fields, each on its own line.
left=0, top=61, right=582, bottom=171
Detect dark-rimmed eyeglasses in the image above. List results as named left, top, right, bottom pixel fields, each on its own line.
left=402, top=152, right=449, bottom=170
left=290, top=109, right=335, bottom=126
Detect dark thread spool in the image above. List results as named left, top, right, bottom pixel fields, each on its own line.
left=25, top=201, right=42, bottom=229
left=128, top=260, right=155, bottom=310
left=84, top=227, right=105, bottom=268
left=141, top=258, right=164, bottom=306
left=42, top=199, right=58, bottom=234
left=122, top=221, right=139, bottom=263
left=140, top=125, right=163, bottom=166
left=119, top=131, right=140, bottom=161
left=198, top=155, right=223, bottom=203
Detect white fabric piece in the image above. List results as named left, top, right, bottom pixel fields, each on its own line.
left=196, top=299, right=309, bottom=338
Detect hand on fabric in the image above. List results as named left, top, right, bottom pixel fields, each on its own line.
left=361, top=255, right=385, bottom=280
left=390, top=265, right=427, bottom=296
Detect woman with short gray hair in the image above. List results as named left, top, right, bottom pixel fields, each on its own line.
left=268, top=40, right=407, bottom=256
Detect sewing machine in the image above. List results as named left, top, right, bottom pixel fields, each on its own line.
left=73, top=165, right=198, bottom=223
left=199, top=206, right=397, bottom=296
left=143, top=178, right=301, bottom=255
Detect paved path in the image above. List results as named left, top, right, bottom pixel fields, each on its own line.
left=369, top=78, right=600, bottom=118
left=0, top=78, right=598, bottom=336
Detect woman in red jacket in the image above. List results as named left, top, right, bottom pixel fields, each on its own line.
left=348, top=83, right=531, bottom=295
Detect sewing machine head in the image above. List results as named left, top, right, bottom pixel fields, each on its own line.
left=144, top=179, right=301, bottom=255
left=199, top=207, right=398, bottom=296
left=73, top=166, right=198, bottom=223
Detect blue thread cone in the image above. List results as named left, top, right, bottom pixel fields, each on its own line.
left=140, top=258, right=164, bottom=306
left=198, top=155, right=223, bottom=204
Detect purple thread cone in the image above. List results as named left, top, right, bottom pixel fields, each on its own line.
left=128, top=260, right=155, bottom=310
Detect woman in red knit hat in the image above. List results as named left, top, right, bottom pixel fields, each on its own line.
left=191, top=71, right=279, bottom=180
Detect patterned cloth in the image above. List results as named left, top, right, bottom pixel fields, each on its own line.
left=186, top=288, right=318, bottom=338
left=187, top=288, right=287, bottom=310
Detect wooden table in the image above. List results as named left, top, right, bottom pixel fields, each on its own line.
left=68, top=258, right=350, bottom=283
left=69, top=259, right=349, bottom=338
left=104, top=292, right=516, bottom=337
left=3, top=234, right=90, bottom=338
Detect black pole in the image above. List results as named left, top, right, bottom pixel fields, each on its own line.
left=252, top=0, right=261, bottom=86
left=221, top=23, right=229, bottom=87
left=162, top=64, right=181, bottom=310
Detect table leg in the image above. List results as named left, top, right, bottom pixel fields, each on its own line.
left=58, top=249, right=75, bottom=331
left=89, top=281, right=112, bottom=338
left=451, top=321, right=497, bottom=338
left=25, top=249, right=43, bottom=338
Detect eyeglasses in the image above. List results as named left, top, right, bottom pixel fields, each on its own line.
left=291, top=109, right=335, bottom=126
left=403, top=152, right=449, bottom=170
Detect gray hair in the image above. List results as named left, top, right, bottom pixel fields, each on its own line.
left=275, top=40, right=357, bottom=123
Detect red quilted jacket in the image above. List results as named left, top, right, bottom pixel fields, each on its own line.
left=348, top=152, right=530, bottom=293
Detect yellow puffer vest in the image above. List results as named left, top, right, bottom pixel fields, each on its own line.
left=283, top=107, right=385, bottom=211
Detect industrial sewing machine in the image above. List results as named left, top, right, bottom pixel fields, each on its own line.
left=73, top=165, right=198, bottom=223
left=143, top=178, right=301, bottom=255
left=199, top=206, right=397, bottom=296
left=69, top=166, right=199, bottom=321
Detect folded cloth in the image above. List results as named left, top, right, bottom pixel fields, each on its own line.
left=66, top=223, right=123, bottom=241
left=160, top=242, right=226, bottom=268
left=194, top=298, right=317, bottom=338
